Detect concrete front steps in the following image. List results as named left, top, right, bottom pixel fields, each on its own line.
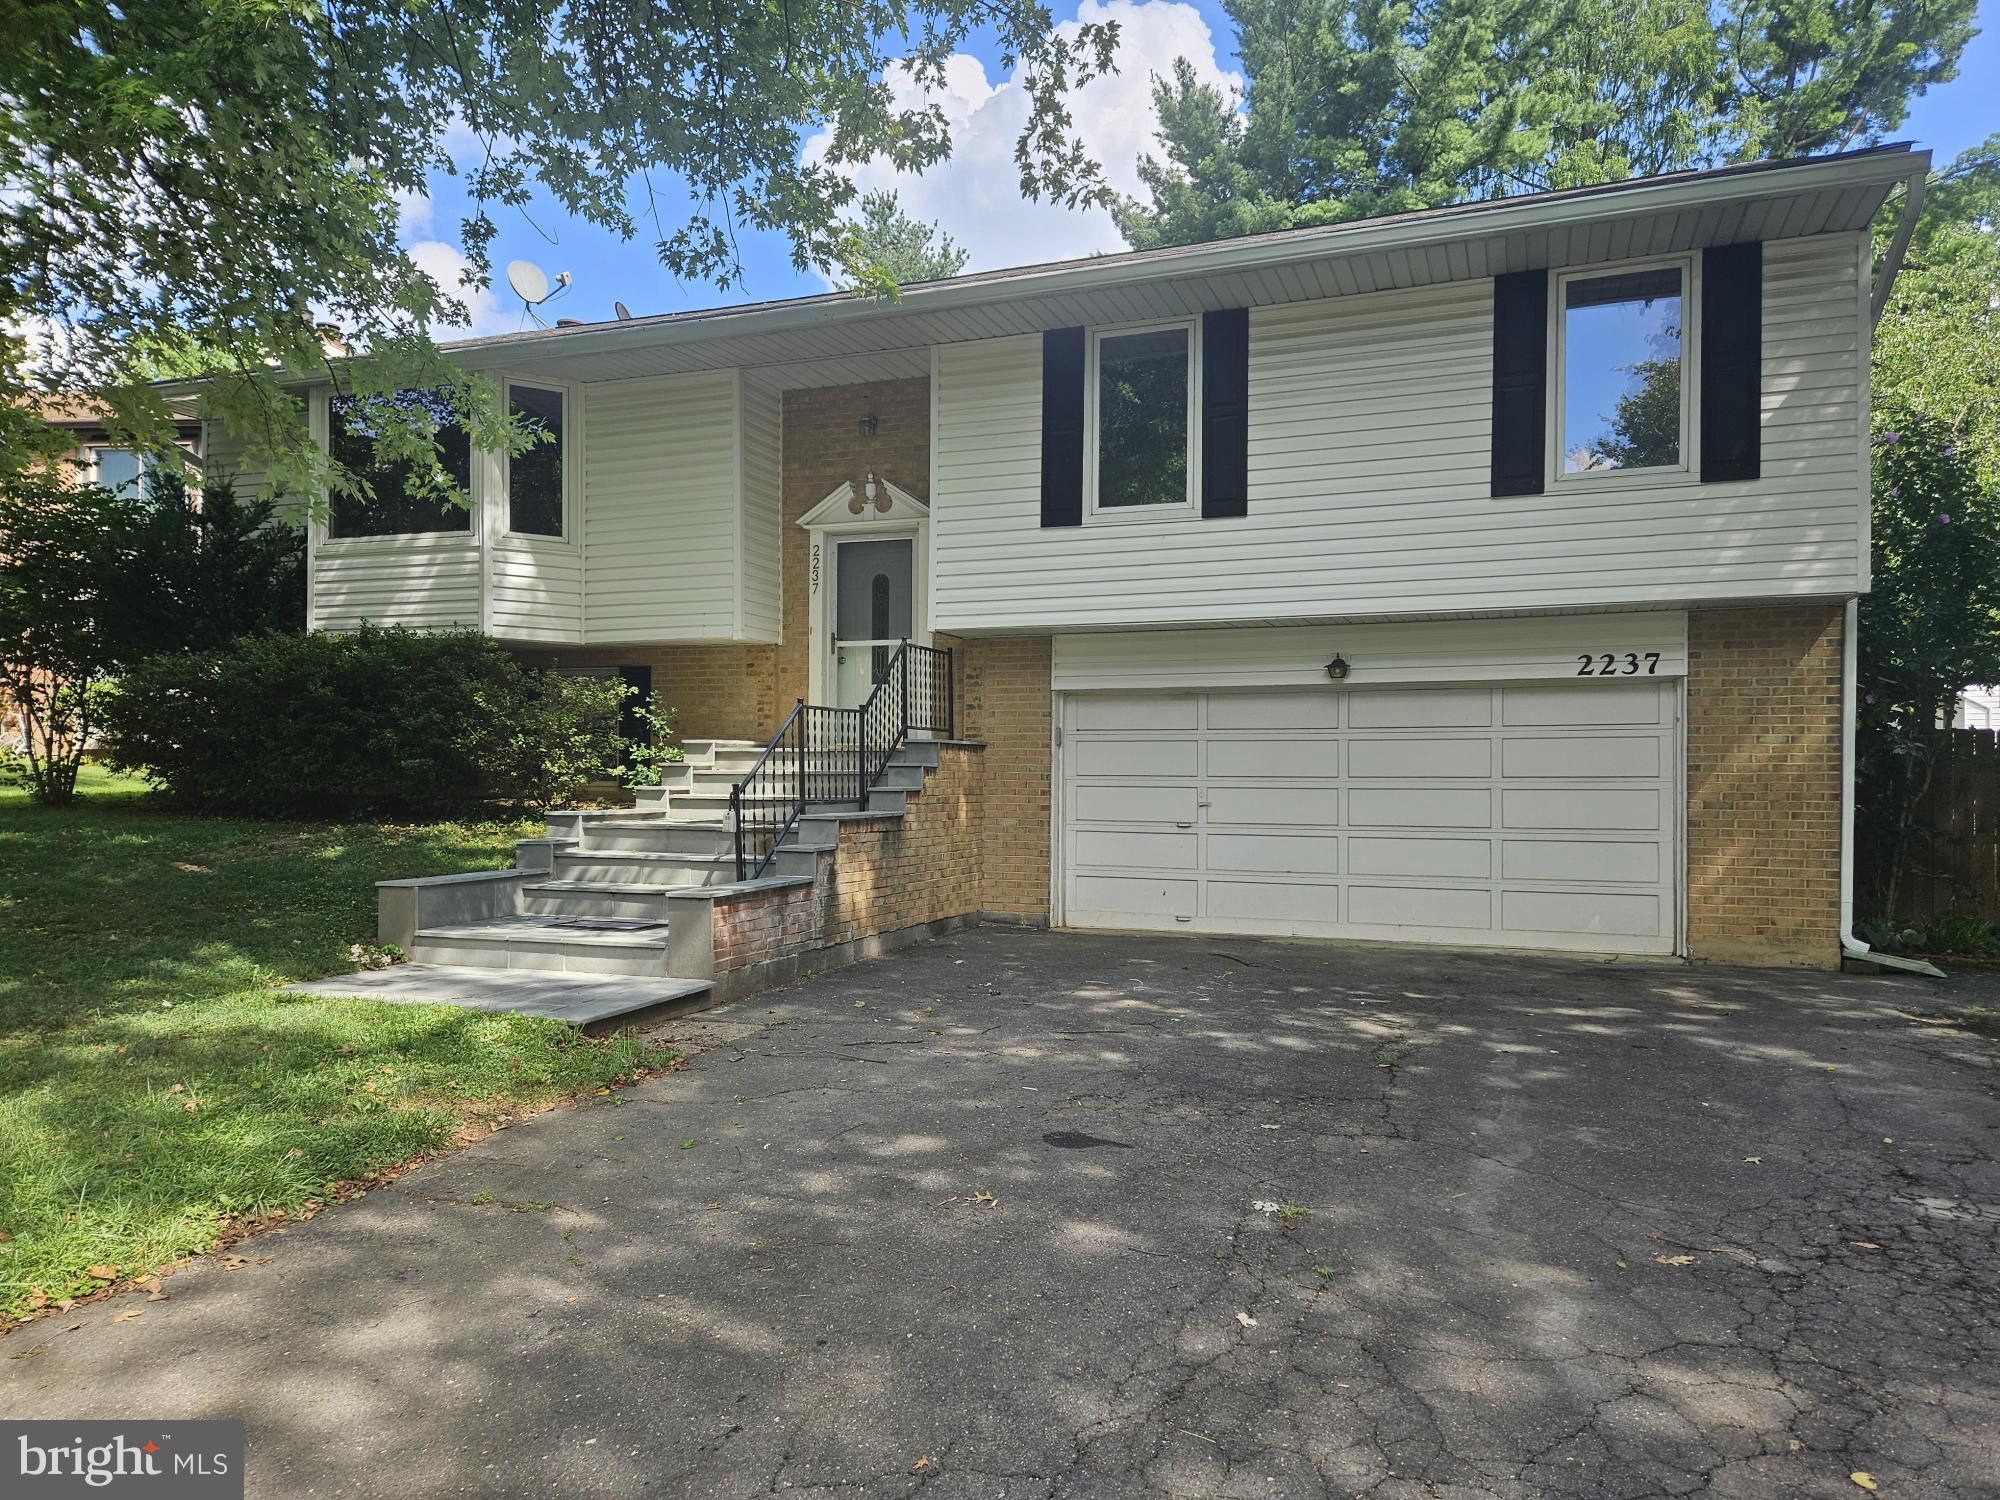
left=389, top=739, right=951, bottom=986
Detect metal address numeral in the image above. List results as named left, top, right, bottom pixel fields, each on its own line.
left=1576, top=652, right=1664, bottom=677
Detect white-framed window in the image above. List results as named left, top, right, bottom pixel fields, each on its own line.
left=504, top=381, right=567, bottom=539
left=1087, top=318, right=1199, bottom=518
left=1550, top=257, right=1697, bottom=484
left=325, top=389, right=474, bottom=539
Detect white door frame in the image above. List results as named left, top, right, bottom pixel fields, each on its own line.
left=798, top=477, right=931, bottom=707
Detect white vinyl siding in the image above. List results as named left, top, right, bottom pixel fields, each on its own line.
left=1052, top=613, right=1689, bottom=693
left=489, top=540, right=583, bottom=643
left=313, top=534, right=483, bottom=633
left=932, top=233, right=1866, bottom=633
left=199, top=420, right=281, bottom=515
left=738, top=376, right=783, bottom=642
left=1060, top=679, right=1680, bottom=955
left=582, top=370, right=742, bottom=642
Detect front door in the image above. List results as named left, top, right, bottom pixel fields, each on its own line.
left=832, top=535, right=915, bottom=709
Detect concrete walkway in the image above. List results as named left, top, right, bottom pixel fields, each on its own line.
left=7, top=931, right=1997, bottom=1498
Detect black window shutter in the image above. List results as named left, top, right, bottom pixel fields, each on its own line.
left=1040, top=327, right=1086, bottom=527
left=1490, top=270, right=1548, bottom=497
left=1200, top=308, right=1250, bottom=519
left=1700, top=242, right=1762, bottom=484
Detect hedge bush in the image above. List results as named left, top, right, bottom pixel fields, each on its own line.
left=104, top=627, right=625, bottom=817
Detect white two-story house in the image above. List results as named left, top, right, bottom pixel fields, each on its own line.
left=212, top=144, right=1923, bottom=977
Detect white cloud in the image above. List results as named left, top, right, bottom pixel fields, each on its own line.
left=805, top=0, right=1239, bottom=279
left=405, top=239, right=522, bottom=338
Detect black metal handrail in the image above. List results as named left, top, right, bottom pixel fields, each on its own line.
left=729, top=640, right=954, bottom=880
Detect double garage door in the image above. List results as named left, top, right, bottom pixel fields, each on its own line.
left=1059, top=680, right=1680, bottom=955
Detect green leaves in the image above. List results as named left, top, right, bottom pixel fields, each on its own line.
left=0, top=0, right=1117, bottom=491
left=1115, top=0, right=1976, bottom=251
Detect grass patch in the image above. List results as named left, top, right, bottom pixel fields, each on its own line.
left=0, top=768, right=668, bottom=1321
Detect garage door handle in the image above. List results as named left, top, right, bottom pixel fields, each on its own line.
left=1176, top=821, right=1193, bottom=829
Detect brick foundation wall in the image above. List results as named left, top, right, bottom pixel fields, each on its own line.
left=1685, top=603, right=1844, bottom=968
left=710, top=745, right=985, bottom=973
left=961, top=637, right=1053, bottom=922
left=515, top=643, right=778, bottom=744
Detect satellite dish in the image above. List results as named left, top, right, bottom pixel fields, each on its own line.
left=614, top=301, right=633, bottom=321
left=506, top=259, right=551, bottom=305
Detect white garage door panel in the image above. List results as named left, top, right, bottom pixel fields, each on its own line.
left=1348, top=738, right=1492, bottom=778
left=1349, top=787, right=1492, bottom=828
left=1209, top=692, right=1341, bottom=730
left=1502, top=838, right=1661, bottom=884
left=1223, top=740, right=1338, bottom=779
left=1208, top=785, right=1340, bottom=826
left=1502, top=735, right=1661, bottom=778
left=1348, top=836, right=1492, bottom=879
left=1347, top=884, right=1493, bottom=929
left=1504, top=683, right=1666, bottom=727
left=1073, top=782, right=1198, bottom=823
left=1062, top=681, right=1680, bottom=955
left=1349, top=688, right=1492, bottom=728
left=1072, top=874, right=1196, bottom=921
left=1206, top=880, right=1336, bottom=924
left=1502, top=889, right=1663, bottom=938
left=1503, top=787, right=1661, bottom=831
left=1073, top=828, right=1198, bottom=868
left=1207, top=833, right=1340, bottom=876
left=1072, top=738, right=1196, bottom=777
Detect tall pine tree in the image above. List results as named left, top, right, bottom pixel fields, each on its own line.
left=1117, top=0, right=1975, bottom=248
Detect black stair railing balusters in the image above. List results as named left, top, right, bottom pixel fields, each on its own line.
left=728, top=641, right=954, bottom=881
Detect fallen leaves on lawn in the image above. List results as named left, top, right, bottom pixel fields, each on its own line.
left=85, top=1265, right=117, bottom=1282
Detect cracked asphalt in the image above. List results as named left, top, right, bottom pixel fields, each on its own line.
left=5, top=929, right=1999, bottom=1499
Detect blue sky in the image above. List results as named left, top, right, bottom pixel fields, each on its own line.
left=406, top=0, right=1997, bottom=337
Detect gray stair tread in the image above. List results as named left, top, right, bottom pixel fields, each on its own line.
left=558, top=848, right=727, bottom=863
left=524, top=880, right=673, bottom=895
left=416, top=915, right=670, bottom=946
left=283, top=965, right=709, bottom=1027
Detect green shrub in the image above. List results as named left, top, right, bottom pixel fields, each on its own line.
left=103, top=627, right=624, bottom=817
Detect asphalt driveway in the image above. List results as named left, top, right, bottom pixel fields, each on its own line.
left=5, top=930, right=1997, bottom=1498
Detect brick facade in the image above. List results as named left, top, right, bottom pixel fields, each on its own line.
left=710, top=745, right=986, bottom=974
left=960, top=637, right=1053, bottom=922
left=777, top=378, right=933, bottom=712
left=1685, top=603, right=1844, bottom=968
left=518, top=643, right=778, bottom=745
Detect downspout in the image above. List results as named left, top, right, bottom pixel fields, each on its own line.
left=1870, top=166, right=1927, bottom=328
left=1846, top=167, right=1947, bottom=977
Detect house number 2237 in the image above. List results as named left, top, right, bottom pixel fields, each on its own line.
left=1576, top=652, right=1662, bottom=677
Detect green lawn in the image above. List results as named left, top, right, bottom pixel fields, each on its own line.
left=0, top=768, right=668, bottom=1322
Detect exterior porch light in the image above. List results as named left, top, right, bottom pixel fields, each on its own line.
left=858, top=414, right=878, bottom=438
left=1325, top=654, right=1350, bottom=681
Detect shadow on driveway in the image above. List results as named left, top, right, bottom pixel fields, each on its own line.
left=5, top=929, right=1997, bottom=1498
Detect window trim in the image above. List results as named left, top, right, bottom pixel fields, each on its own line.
left=1546, top=255, right=1701, bottom=491
left=1084, top=317, right=1201, bottom=523
left=500, top=378, right=574, bottom=544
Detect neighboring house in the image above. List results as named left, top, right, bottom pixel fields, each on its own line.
left=213, top=144, right=1924, bottom=980
left=1, top=400, right=204, bottom=754
left=1954, top=686, right=2000, bottom=730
